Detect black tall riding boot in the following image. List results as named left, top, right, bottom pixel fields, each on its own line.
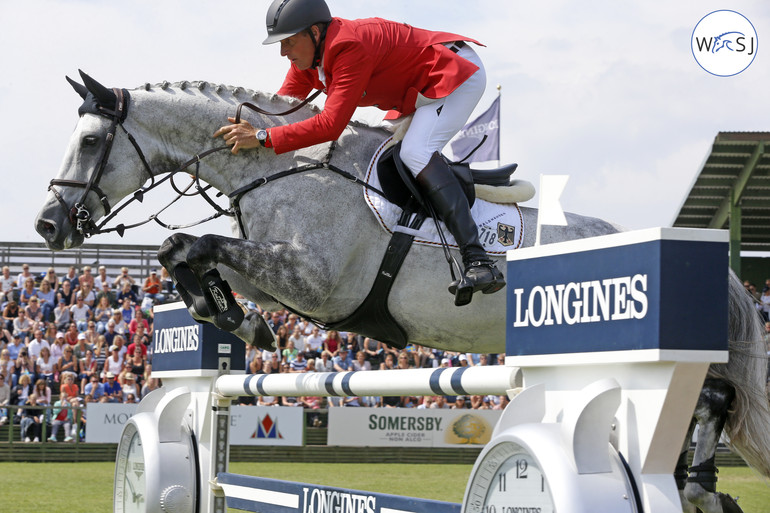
left=415, top=152, right=505, bottom=306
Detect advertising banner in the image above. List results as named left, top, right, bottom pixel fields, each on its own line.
left=328, top=407, right=502, bottom=448
left=85, top=403, right=304, bottom=445
left=506, top=228, right=729, bottom=359
left=86, top=403, right=139, bottom=443
left=229, top=405, right=304, bottom=446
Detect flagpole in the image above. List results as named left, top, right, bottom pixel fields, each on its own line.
left=496, top=84, right=501, bottom=168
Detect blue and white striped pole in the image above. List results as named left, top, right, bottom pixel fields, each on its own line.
left=214, top=366, right=520, bottom=399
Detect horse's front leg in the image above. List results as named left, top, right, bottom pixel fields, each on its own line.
left=158, top=233, right=277, bottom=351
left=158, top=233, right=211, bottom=320
left=184, top=232, right=334, bottom=328
left=684, top=378, right=743, bottom=513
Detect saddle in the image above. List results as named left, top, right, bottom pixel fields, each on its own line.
left=376, top=142, right=519, bottom=214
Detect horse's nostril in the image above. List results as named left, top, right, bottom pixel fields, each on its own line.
left=36, top=219, right=57, bottom=239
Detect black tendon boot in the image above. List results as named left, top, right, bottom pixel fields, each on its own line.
left=415, top=152, right=505, bottom=306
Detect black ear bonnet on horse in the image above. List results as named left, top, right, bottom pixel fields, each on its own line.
left=67, top=70, right=130, bottom=122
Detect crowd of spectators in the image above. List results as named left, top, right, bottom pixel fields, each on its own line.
left=0, top=264, right=166, bottom=442
left=743, top=278, right=770, bottom=323
left=10, top=263, right=767, bottom=444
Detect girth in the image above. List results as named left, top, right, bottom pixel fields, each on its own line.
left=275, top=203, right=425, bottom=350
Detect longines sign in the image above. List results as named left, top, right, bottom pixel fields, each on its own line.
left=152, top=302, right=245, bottom=374
left=506, top=228, right=729, bottom=359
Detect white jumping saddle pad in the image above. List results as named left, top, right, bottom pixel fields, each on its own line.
left=363, top=136, right=527, bottom=256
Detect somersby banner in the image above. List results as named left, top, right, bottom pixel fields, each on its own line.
left=328, top=408, right=502, bottom=448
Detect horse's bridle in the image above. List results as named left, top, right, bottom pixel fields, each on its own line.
left=48, top=87, right=133, bottom=237
left=48, top=87, right=236, bottom=238
left=47, top=87, right=385, bottom=239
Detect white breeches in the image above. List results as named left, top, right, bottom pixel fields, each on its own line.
left=400, top=43, right=487, bottom=176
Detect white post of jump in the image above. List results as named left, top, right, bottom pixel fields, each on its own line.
left=149, top=304, right=248, bottom=513
left=499, top=227, right=729, bottom=513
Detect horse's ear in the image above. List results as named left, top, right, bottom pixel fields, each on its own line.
left=66, top=76, right=88, bottom=100
left=79, top=69, right=116, bottom=107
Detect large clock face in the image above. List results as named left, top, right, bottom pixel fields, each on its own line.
left=465, top=441, right=555, bottom=513
left=115, top=423, right=147, bottom=513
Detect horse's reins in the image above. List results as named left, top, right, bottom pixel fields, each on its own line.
left=49, top=87, right=385, bottom=239
left=227, top=92, right=386, bottom=238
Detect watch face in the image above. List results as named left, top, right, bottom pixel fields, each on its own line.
left=115, top=423, right=147, bottom=513
left=465, top=441, right=555, bottom=513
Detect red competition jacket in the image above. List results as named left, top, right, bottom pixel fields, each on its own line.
left=270, top=17, right=483, bottom=154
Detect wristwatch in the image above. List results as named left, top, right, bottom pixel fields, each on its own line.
left=256, top=129, right=268, bottom=147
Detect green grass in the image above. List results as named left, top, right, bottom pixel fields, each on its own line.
left=0, top=462, right=767, bottom=512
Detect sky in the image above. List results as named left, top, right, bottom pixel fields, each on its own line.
left=0, top=0, right=768, bottom=247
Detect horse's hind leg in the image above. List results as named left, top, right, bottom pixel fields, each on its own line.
left=684, top=378, right=743, bottom=513
left=677, top=419, right=698, bottom=513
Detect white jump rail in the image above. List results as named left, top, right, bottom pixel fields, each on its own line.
left=214, top=366, right=520, bottom=399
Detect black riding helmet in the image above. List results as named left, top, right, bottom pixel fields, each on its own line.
left=263, top=0, right=332, bottom=45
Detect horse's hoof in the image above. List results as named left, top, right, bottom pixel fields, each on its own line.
left=177, top=284, right=211, bottom=323
left=200, top=269, right=244, bottom=331
left=717, top=493, right=744, bottom=513
left=172, top=263, right=211, bottom=318
left=246, top=311, right=277, bottom=351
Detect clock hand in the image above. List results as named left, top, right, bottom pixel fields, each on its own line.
left=125, top=474, right=137, bottom=502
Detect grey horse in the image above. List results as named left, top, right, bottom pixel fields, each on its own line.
left=35, top=73, right=769, bottom=513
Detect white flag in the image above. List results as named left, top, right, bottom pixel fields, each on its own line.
left=537, top=175, right=568, bottom=226
left=535, top=175, right=568, bottom=246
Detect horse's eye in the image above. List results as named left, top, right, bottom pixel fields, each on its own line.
left=82, top=135, right=99, bottom=146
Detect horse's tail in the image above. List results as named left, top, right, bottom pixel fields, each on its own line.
left=708, top=269, right=770, bottom=477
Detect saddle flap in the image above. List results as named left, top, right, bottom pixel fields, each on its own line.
left=376, top=144, right=414, bottom=210
left=376, top=142, right=476, bottom=211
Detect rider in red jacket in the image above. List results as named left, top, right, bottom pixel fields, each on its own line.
left=215, top=0, right=505, bottom=306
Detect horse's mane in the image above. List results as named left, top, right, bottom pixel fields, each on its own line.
left=132, top=80, right=376, bottom=129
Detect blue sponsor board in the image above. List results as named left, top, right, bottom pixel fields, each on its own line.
left=152, top=302, right=245, bottom=373
left=217, top=473, right=460, bottom=513
left=506, top=229, right=728, bottom=357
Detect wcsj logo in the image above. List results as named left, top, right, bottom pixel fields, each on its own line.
left=692, top=10, right=758, bottom=77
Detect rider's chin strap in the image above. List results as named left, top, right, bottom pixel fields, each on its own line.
left=311, top=23, right=328, bottom=69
